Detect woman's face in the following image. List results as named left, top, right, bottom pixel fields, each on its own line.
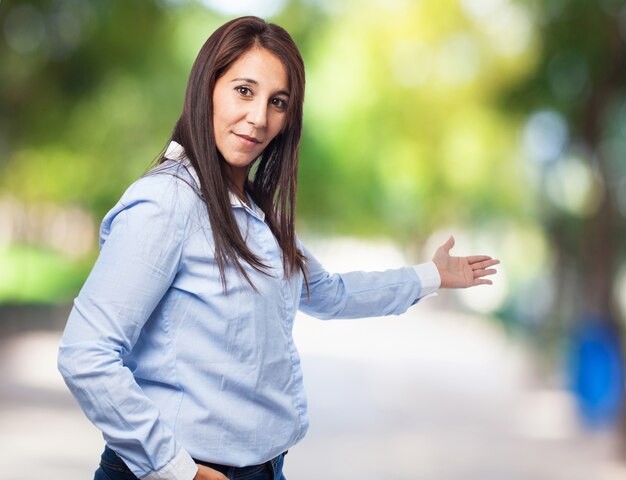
left=212, top=47, right=289, bottom=185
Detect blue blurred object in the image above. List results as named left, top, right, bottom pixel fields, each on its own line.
left=568, top=316, right=625, bottom=428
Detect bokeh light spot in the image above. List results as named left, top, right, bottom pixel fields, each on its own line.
left=4, top=4, right=46, bottom=54
left=523, top=110, right=569, bottom=164
left=545, top=153, right=603, bottom=217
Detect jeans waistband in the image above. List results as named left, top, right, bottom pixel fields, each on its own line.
left=100, top=445, right=286, bottom=479
left=193, top=450, right=287, bottom=474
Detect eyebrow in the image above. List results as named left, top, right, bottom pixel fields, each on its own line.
left=231, top=77, right=290, bottom=97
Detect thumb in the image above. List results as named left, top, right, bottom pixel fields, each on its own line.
left=442, top=235, right=455, bottom=253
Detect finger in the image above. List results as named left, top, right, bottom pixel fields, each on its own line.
left=472, top=278, right=493, bottom=286
left=467, top=255, right=491, bottom=262
left=473, top=268, right=498, bottom=278
left=472, top=262, right=497, bottom=271
left=468, top=258, right=500, bottom=269
left=467, top=255, right=496, bottom=264
left=211, top=470, right=229, bottom=480
left=196, top=465, right=229, bottom=480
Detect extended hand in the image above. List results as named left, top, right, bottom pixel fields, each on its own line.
left=432, top=236, right=499, bottom=289
left=194, top=464, right=229, bottom=480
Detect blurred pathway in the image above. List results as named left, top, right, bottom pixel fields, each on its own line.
left=289, top=309, right=625, bottom=480
left=1, top=309, right=625, bottom=479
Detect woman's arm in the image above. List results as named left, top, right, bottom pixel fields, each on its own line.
left=297, top=241, right=436, bottom=319
left=57, top=173, right=198, bottom=480
left=298, top=237, right=498, bottom=320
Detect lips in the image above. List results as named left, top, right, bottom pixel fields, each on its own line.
left=234, top=133, right=262, bottom=145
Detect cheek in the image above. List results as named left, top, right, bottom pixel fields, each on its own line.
left=270, top=116, right=287, bottom=139
left=212, top=90, right=234, bottom=130
left=212, top=103, right=228, bottom=130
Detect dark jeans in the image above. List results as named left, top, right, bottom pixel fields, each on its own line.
left=94, top=445, right=286, bottom=480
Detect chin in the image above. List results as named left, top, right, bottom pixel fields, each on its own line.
left=225, top=156, right=256, bottom=169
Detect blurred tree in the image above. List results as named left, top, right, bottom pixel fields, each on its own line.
left=503, top=0, right=626, bottom=426
left=0, top=0, right=186, bottom=214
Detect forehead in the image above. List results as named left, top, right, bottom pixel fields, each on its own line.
left=223, top=47, right=288, bottom=92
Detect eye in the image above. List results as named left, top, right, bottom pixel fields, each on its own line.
left=271, top=97, right=288, bottom=111
left=235, top=86, right=252, bottom=96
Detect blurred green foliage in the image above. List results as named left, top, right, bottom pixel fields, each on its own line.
left=1, top=0, right=187, bottom=213
left=0, top=0, right=535, bottom=224
left=294, top=0, right=535, bottom=239
left=0, top=243, right=90, bottom=302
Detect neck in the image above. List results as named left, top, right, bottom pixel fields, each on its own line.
left=231, top=182, right=248, bottom=203
left=224, top=164, right=250, bottom=205
left=225, top=163, right=248, bottom=187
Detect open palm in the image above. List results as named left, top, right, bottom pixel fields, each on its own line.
left=432, top=236, right=499, bottom=289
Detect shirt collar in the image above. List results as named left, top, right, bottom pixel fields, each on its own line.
left=164, top=141, right=265, bottom=221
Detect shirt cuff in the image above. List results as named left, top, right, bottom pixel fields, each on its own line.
left=142, top=448, right=198, bottom=480
left=412, top=261, right=441, bottom=300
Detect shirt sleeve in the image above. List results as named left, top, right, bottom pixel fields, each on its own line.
left=57, top=173, right=198, bottom=480
left=412, top=262, right=441, bottom=300
left=297, top=242, right=440, bottom=320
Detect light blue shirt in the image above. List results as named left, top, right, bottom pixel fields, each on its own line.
left=57, top=142, right=440, bottom=480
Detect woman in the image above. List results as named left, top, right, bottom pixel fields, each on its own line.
left=58, top=16, right=499, bottom=480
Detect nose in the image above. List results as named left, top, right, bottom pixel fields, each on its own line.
left=246, top=99, right=268, bottom=129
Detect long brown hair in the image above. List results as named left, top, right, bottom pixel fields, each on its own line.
left=162, top=16, right=307, bottom=291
